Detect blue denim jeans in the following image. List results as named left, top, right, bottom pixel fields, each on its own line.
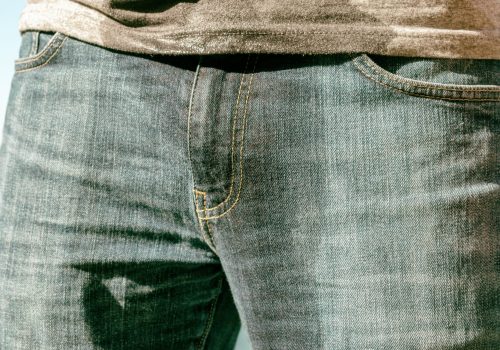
left=1, top=31, right=499, bottom=350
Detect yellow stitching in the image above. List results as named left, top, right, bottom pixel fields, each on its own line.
left=187, top=58, right=217, bottom=253
left=196, top=276, right=223, bottom=350
left=29, top=31, right=38, bottom=56
left=187, top=56, right=202, bottom=182
left=194, top=191, right=203, bottom=231
left=15, top=33, right=66, bottom=64
left=351, top=58, right=500, bottom=102
left=197, top=55, right=251, bottom=212
left=354, top=59, right=500, bottom=102
left=15, top=37, right=68, bottom=74
left=33, top=32, right=40, bottom=56
left=359, top=54, right=500, bottom=92
left=356, top=54, right=500, bottom=93
left=198, top=55, right=259, bottom=220
left=202, top=191, right=215, bottom=246
left=194, top=191, right=217, bottom=254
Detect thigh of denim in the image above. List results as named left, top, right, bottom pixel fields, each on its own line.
left=0, top=32, right=240, bottom=350
left=190, top=54, right=500, bottom=349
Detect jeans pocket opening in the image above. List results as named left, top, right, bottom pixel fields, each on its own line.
left=15, top=31, right=68, bottom=73
left=350, top=53, right=500, bottom=102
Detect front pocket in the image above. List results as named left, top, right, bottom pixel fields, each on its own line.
left=15, top=31, right=68, bottom=73
left=350, top=53, right=500, bottom=102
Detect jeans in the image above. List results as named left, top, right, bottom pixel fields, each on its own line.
left=0, top=31, right=499, bottom=350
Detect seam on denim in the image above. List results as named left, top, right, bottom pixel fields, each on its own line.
left=196, top=55, right=251, bottom=215
left=194, top=190, right=218, bottom=254
left=198, top=190, right=217, bottom=251
left=187, top=57, right=218, bottom=254
left=15, top=32, right=66, bottom=64
left=197, top=55, right=259, bottom=220
left=204, top=195, right=215, bottom=248
left=187, top=55, right=202, bottom=175
left=15, top=36, right=68, bottom=73
left=196, top=275, right=223, bottom=350
left=351, top=57, right=500, bottom=102
left=29, top=31, right=39, bottom=56
left=356, top=54, right=500, bottom=92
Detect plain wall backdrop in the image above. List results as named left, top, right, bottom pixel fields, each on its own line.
left=0, top=2, right=25, bottom=143
left=0, top=2, right=251, bottom=349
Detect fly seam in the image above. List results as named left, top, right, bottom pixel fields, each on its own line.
left=187, top=56, right=203, bottom=172
left=198, top=54, right=259, bottom=220
left=196, top=55, right=251, bottom=213
left=202, top=191, right=216, bottom=249
left=188, top=57, right=218, bottom=253
left=193, top=190, right=217, bottom=253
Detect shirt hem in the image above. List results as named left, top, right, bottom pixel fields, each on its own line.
left=18, top=5, right=500, bottom=59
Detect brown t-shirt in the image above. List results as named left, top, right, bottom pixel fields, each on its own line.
left=18, top=0, right=500, bottom=59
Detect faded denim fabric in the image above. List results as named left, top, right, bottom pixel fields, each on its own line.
left=0, top=31, right=499, bottom=350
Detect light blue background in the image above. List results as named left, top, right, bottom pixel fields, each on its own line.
left=0, top=2, right=25, bottom=141
left=0, top=2, right=251, bottom=349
